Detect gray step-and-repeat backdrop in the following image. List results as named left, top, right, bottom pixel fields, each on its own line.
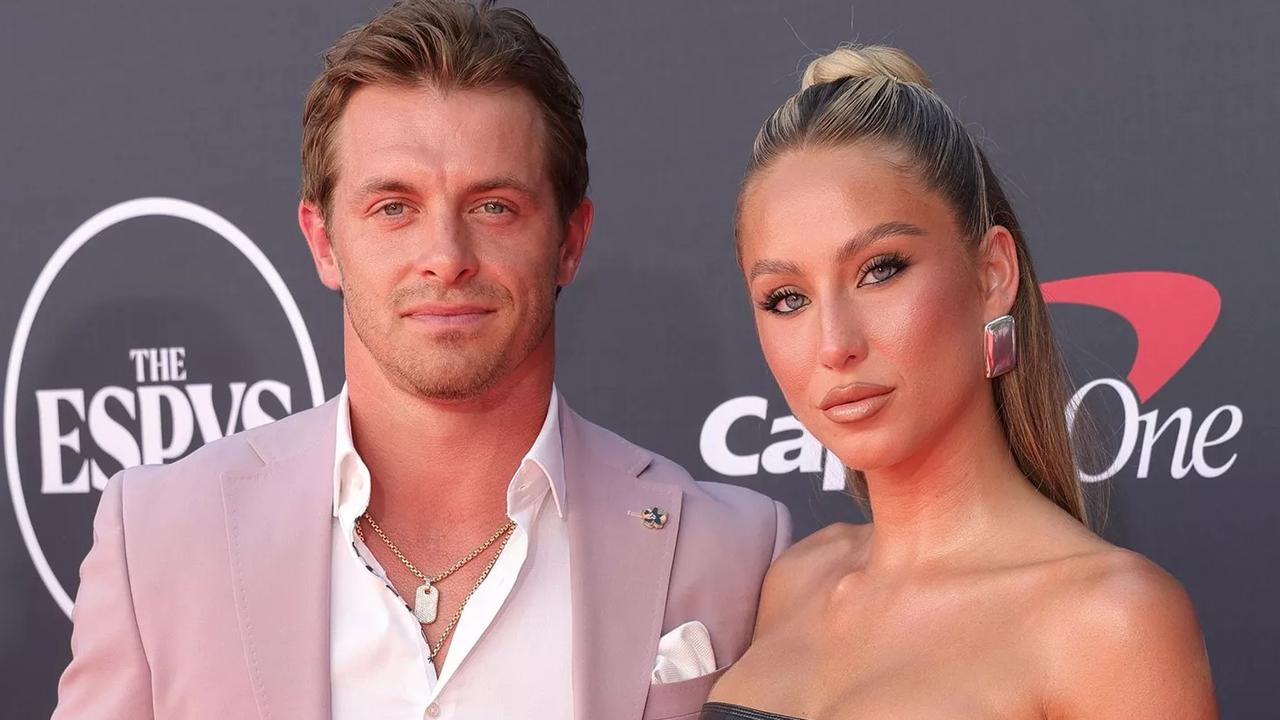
left=3, top=1, right=1276, bottom=717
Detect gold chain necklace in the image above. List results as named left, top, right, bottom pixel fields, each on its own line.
left=356, top=512, right=517, bottom=659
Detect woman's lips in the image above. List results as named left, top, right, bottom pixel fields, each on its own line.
left=819, top=383, right=895, bottom=423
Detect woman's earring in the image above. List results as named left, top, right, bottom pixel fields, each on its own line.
left=984, top=314, right=1017, bottom=378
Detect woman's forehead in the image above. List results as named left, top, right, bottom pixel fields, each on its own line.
left=738, top=147, right=956, bottom=262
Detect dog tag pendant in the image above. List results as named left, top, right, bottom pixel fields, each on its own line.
left=414, top=582, right=439, bottom=624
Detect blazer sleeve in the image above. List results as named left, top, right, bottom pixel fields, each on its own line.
left=51, top=471, right=156, bottom=720
left=770, top=500, right=793, bottom=563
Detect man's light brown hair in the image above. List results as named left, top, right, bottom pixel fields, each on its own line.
left=301, top=0, right=588, bottom=222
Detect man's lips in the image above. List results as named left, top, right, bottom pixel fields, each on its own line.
left=400, top=303, right=496, bottom=326
left=819, top=382, right=895, bottom=423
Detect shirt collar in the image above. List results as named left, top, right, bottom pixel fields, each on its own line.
left=520, top=384, right=567, bottom=518
left=332, top=384, right=567, bottom=530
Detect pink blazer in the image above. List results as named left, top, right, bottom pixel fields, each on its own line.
left=52, top=395, right=791, bottom=720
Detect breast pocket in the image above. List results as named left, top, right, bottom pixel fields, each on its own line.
left=642, top=665, right=730, bottom=720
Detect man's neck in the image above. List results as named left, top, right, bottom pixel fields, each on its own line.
left=346, top=342, right=555, bottom=536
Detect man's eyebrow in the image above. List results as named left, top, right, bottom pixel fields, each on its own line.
left=353, top=175, right=540, bottom=203
left=464, top=175, right=538, bottom=197
left=355, top=177, right=416, bottom=199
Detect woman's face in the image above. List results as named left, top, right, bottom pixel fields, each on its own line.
left=737, top=143, right=1014, bottom=473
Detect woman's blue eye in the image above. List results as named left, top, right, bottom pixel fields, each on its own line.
left=761, top=291, right=810, bottom=314
left=858, top=255, right=909, bottom=286
left=867, top=264, right=898, bottom=283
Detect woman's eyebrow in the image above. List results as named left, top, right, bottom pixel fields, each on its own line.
left=835, top=221, right=927, bottom=265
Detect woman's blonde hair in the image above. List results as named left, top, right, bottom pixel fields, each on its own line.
left=739, top=45, right=1087, bottom=525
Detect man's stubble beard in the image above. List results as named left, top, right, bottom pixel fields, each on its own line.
left=344, top=278, right=556, bottom=402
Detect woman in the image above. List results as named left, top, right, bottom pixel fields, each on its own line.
left=702, top=46, right=1217, bottom=719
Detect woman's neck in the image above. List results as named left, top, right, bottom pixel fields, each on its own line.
left=860, top=395, right=1040, bottom=571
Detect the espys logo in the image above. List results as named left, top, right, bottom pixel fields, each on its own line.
left=701, top=271, right=1241, bottom=490
left=4, top=198, right=326, bottom=617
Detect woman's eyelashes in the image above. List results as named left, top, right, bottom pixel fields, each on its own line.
left=758, top=252, right=911, bottom=315
left=759, top=287, right=810, bottom=314
left=857, top=251, right=910, bottom=287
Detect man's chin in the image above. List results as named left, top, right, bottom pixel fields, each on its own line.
left=390, top=360, right=505, bottom=402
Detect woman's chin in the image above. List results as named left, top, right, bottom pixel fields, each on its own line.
left=827, top=446, right=901, bottom=476
left=819, top=426, right=910, bottom=473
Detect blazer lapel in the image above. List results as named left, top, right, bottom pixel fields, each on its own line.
left=219, top=401, right=337, bottom=720
left=561, top=399, right=684, bottom=720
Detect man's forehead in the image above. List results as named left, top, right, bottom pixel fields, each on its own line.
left=343, top=83, right=544, bottom=151
left=332, top=82, right=551, bottom=190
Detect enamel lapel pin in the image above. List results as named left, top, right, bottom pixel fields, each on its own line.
left=627, top=506, right=669, bottom=529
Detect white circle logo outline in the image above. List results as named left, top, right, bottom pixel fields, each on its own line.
left=4, top=197, right=326, bottom=618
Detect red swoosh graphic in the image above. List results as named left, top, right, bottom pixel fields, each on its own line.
left=1042, top=272, right=1220, bottom=402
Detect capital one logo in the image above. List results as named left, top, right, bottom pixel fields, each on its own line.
left=701, top=271, right=1242, bottom=489
left=4, top=198, right=327, bottom=616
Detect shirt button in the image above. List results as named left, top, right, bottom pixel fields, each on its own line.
left=426, top=703, right=441, bottom=718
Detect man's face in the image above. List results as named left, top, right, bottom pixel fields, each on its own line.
left=302, top=83, right=590, bottom=401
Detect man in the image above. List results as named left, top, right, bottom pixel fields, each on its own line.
left=52, top=2, right=790, bottom=719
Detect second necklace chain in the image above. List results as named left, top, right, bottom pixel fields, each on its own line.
left=356, top=511, right=517, bottom=626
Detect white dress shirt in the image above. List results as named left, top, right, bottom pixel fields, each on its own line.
left=329, top=384, right=573, bottom=720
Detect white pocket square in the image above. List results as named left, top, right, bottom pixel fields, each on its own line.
left=651, top=620, right=717, bottom=684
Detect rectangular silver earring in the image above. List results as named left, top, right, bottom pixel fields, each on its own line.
left=984, top=314, right=1017, bottom=378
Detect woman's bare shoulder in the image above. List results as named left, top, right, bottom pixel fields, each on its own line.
left=776, top=521, right=870, bottom=576
left=1034, top=544, right=1193, bottom=620
left=756, top=522, right=871, bottom=623
left=1035, top=548, right=1216, bottom=718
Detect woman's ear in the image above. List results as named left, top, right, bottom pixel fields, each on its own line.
left=978, top=224, right=1020, bottom=318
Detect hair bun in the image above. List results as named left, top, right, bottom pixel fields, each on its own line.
left=800, top=45, right=932, bottom=91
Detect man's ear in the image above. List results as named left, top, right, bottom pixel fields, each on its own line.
left=299, top=199, right=343, bottom=291
left=556, top=198, right=594, bottom=288
left=978, top=224, right=1019, bottom=318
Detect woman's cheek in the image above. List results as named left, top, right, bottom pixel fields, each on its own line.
left=889, top=273, right=984, bottom=402
left=759, top=316, right=817, bottom=409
